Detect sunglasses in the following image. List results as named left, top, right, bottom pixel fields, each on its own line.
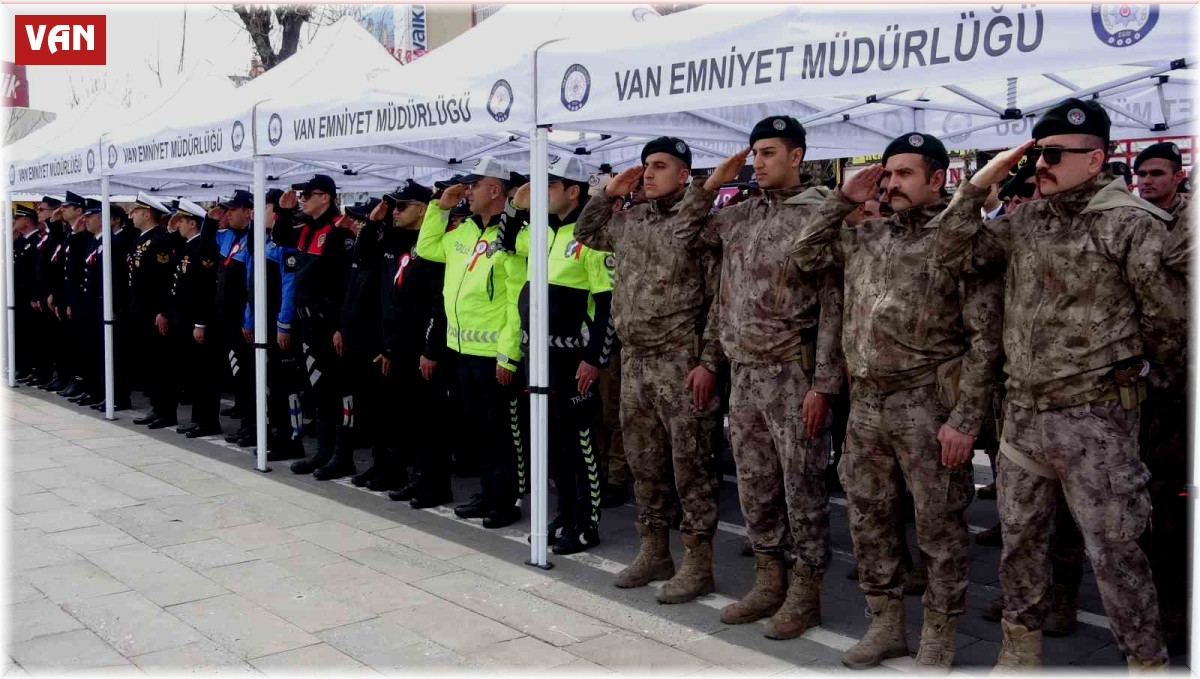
left=1030, top=146, right=1097, bottom=166
left=300, top=190, right=327, bottom=199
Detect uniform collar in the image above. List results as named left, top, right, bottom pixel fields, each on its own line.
left=1046, top=176, right=1103, bottom=216
left=648, top=187, right=686, bottom=215
left=549, top=200, right=586, bottom=228
left=762, top=175, right=820, bottom=204
left=893, top=196, right=949, bottom=231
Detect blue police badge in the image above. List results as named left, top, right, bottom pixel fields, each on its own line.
left=561, top=64, right=591, bottom=113
left=487, top=80, right=513, bottom=123
left=1092, top=4, right=1159, bottom=47
left=268, top=113, right=284, bottom=147
left=231, top=121, right=245, bottom=152
left=107, top=144, right=118, bottom=169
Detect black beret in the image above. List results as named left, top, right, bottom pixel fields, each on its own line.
left=882, top=132, right=949, bottom=169
left=641, top=136, right=692, bottom=169
left=1133, top=141, right=1184, bottom=171
left=1031, top=98, right=1110, bottom=144
left=750, top=116, right=806, bottom=149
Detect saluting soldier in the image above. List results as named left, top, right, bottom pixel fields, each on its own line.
left=12, top=202, right=40, bottom=384
left=57, top=192, right=90, bottom=400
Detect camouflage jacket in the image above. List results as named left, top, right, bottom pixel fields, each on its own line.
left=676, top=179, right=845, bottom=394
left=792, top=192, right=1003, bottom=436
left=575, top=180, right=723, bottom=370
left=936, top=177, right=1187, bottom=411
left=1163, top=196, right=1191, bottom=278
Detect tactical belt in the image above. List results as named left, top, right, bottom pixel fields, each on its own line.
left=998, top=438, right=1056, bottom=480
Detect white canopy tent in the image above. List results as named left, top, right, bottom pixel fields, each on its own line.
left=535, top=4, right=1195, bottom=168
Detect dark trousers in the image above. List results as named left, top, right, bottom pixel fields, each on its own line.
left=298, top=316, right=343, bottom=441
left=341, top=349, right=386, bottom=451
left=136, top=315, right=174, bottom=416
left=390, top=347, right=453, bottom=489
left=548, top=350, right=601, bottom=528
left=457, top=353, right=524, bottom=507
left=267, top=340, right=307, bottom=446
left=176, top=326, right=221, bottom=427
left=223, top=322, right=253, bottom=424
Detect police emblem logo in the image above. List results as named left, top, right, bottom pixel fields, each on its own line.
left=561, top=64, right=592, bottom=113
left=588, top=175, right=599, bottom=187
left=676, top=141, right=688, bottom=155
left=231, top=121, right=245, bottom=152
left=486, top=240, right=502, bottom=257
left=564, top=239, right=579, bottom=258
left=1092, top=4, right=1159, bottom=47
left=285, top=255, right=298, bottom=268
left=604, top=254, right=616, bottom=269
left=107, top=144, right=118, bottom=169
left=87, top=149, right=96, bottom=174
left=156, top=253, right=170, bottom=264
left=772, top=118, right=787, bottom=131
left=316, top=232, right=327, bottom=249
left=410, top=246, right=418, bottom=258
left=268, top=113, right=284, bottom=147
left=1171, top=143, right=1180, bottom=155
left=1067, top=108, right=1086, bottom=125
left=631, top=7, right=653, bottom=21
left=908, top=134, right=924, bottom=147
left=487, top=80, right=514, bottom=123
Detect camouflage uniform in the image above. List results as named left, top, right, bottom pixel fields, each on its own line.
left=937, top=177, right=1189, bottom=663
left=1142, top=190, right=1191, bottom=650
left=792, top=193, right=1003, bottom=616
left=575, top=181, right=722, bottom=538
left=677, top=179, right=844, bottom=571
left=1162, top=197, right=1190, bottom=277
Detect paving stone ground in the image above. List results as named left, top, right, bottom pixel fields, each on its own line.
left=3, top=386, right=1185, bottom=675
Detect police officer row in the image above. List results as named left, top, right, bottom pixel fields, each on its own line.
left=11, top=99, right=1189, bottom=669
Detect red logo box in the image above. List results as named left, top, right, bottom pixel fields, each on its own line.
left=14, top=15, right=106, bottom=65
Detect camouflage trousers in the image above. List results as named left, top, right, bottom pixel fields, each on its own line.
left=998, top=400, right=1166, bottom=663
left=840, top=381, right=974, bottom=614
left=729, top=361, right=829, bottom=572
left=621, top=348, right=720, bottom=538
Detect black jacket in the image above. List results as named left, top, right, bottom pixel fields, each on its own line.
left=61, top=230, right=93, bottom=314
left=126, top=226, right=176, bottom=319
left=339, top=221, right=384, bottom=356
left=170, top=233, right=219, bottom=330
left=374, top=224, right=446, bottom=361
left=216, top=227, right=250, bottom=326
left=33, top=221, right=66, bottom=305
left=13, top=231, right=38, bottom=305
left=80, top=234, right=104, bottom=319
left=271, top=206, right=352, bottom=321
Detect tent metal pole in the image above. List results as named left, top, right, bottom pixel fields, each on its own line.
left=686, top=111, right=751, bottom=136
left=253, top=156, right=269, bottom=473
left=4, top=192, right=14, bottom=387
left=527, top=124, right=551, bottom=570
left=101, top=177, right=115, bottom=420
left=1022, top=61, right=1180, bottom=117
left=1156, top=81, right=1172, bottom=128
left=797, top=90, right=906, bottom=125
left=943, top=85, right=1005, bottom=114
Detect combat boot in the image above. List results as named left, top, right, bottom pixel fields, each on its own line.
left=313, top=424, right=356, bottom=480
left=913, top=609, right=959, bottom=670
left=993, top=619, right=1041, bottom=670
left=720, top=553, right=786, bottom=624
left=614, top=523, right=674, bottom=589
left=290, top=421, right=334, bottom=474
left=841, top=595, right=908, bottom=669
left=764, top=563, right=823, bottom=639
left=1043, top=583, right=1079, bottom=637
left=1127, top=656, right=1169, bottom=673
left=656, top=532, right=714, bottom=604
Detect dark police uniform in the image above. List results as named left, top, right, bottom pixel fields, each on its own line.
left=127, top=194, right=178, bottom=427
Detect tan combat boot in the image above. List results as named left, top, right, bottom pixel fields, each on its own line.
left=993, top=619, right=1041, bottom=671
left=1127, top=656, right=1169, bottom=673
left=657, top=532, right=715, bottom=604
left=841, top=595, right=908, bottom=669
left=720, top=553, right=787, bottom=624
left=614, top=523, right=674, bottom=589
left=913, top=609, right=959, bottom=671
left=764, top=563, right=822, bottom=639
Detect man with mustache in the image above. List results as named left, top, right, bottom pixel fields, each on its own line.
left=936, top=98, right=1187, bottom=669
left=792, top=132, right=1003, bottom=669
